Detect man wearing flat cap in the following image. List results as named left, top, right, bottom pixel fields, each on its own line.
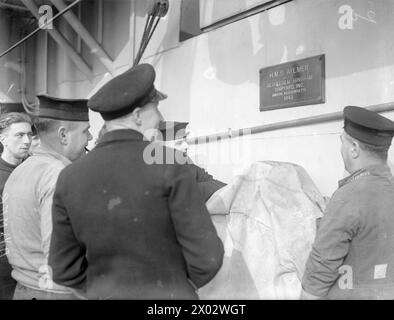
left=157, top=120, right=227, bottom=202
left=3, top=96, right=92, bottom=300
left=48, top=63, right=224, bottom=299
left=302, top=106, right=394, bottom=300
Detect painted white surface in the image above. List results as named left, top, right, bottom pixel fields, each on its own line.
left=13, top=0, right=394, bottom=196
left=151, top=0, right=394, bottom=195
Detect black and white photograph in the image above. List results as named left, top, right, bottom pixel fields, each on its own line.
left=1, top=0, right=394, bottom=309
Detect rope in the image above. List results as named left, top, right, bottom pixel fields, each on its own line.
left=133, top=0, right=169, bottom=67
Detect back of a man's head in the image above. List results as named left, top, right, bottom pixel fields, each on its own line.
left=34, top=95, right=91, bottom=161
left=357, top=138, right=389, bottom=162
left=89, top=64, right=166, bottom=141
left=34, top=118, right=76, bottom=137
left=34, top=118, right=91, bottom=161
left=341, top=106, right=394, bottom=172
left=104, top=100, right=163, bottom=142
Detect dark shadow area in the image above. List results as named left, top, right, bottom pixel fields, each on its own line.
left=179, top=0, right=202, bottom=42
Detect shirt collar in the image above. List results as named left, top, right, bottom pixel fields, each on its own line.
left=338, top=164, right=392, bottom=188
left=0, top=156, right=18, bottom=170
left=32, top=144, right=71, bottom=166
left=96, top=129, right=146, bottom=147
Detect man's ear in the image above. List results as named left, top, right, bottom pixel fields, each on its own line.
left=0, top=134, right=5, bottom=146
left=58, top=126, right=68, bottom=145
left=131, top=107, right=142, bottom=126
left=351, top=140, right=361, bottom=158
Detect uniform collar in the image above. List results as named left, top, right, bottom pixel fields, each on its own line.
left=96, top=129, right=146, bottom=146
left=32, top=144, right=71, bottom=166
left=338, top=164, right=392, bottom=188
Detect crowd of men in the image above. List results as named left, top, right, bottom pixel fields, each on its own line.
left=1, top=63, right=394, bottom=300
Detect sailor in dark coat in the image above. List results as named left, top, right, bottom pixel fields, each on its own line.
left=95, top=121, right=227, bottom=202
left=302, top=106, right=394, bottom=300
left=157, top=120, right=227, bottom=202
left=48, top=64, right=224, bottom=300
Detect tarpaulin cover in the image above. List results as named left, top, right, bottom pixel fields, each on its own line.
left=199, top=161, right=326, bottom=299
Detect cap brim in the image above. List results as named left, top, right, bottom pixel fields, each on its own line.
left=158, top=120, right=188, bottom=131
left=155, top=89, right=168, bottom=101
left=138, top=88, right=168, bottom=109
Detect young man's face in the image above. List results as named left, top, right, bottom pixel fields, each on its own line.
left=65, top=121, right=92, bottom=161
left=1, top=122, right=33, bottom=160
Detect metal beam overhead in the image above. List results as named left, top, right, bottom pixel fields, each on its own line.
left=50, top=0, right=115, bottom=76
left=20, top=0, right=93, bottom=80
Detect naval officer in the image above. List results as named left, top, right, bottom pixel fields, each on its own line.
left=49, top=63, right=224, bottom=299
left=157, top=120, right=227, bottom=202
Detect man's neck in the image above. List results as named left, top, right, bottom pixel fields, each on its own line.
left=1, top=151, right=22, bottom=166
left=348, top=159, right=386, bottom=174
left=105, top=121, right=140, bottom=132
left=105, top=122, right=153, bottom=141
left=39, top=140, right=68, bottom=159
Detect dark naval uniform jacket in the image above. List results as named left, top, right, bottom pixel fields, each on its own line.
left=188, top=164, right=226, bottom=202
left=302, top=164, right=394, bottom=299
left=48, top=129, right=224, bottom=299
